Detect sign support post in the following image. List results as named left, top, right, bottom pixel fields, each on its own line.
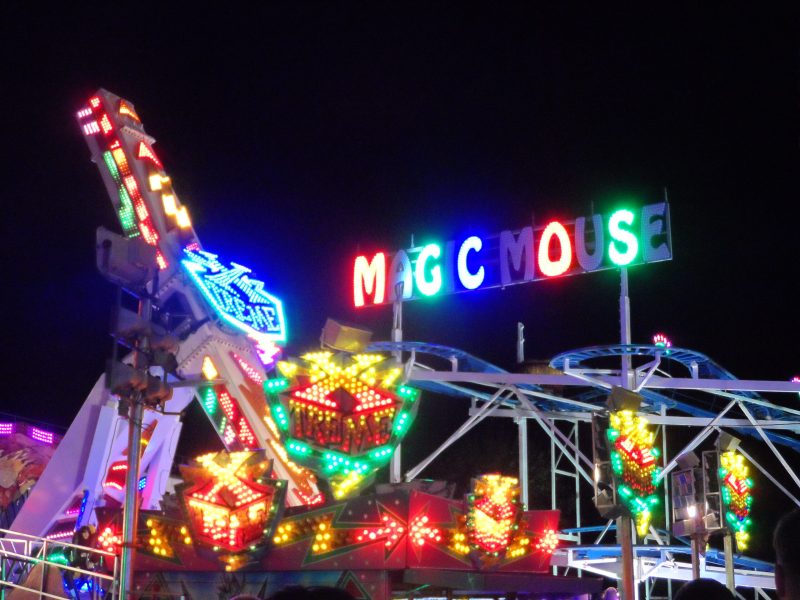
left=618, top=267, right=636, bottom=600
left=390, top=284, right=404, bottom=484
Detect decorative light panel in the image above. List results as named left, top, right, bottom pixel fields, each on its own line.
left=98, top=526, right=122, bottom=554
left=77, top=89, right=205, bottom=272
left=466, top=474, right=523, bottom=555
left=653, top=333, right=672, bottom=354
left=719, top=449, right=754, bottom=551
left=264, top=351, right=420, bottom=499
left=183, top=248, right=287, bottom=344
left=197, top=355, right=257, bottom=450
left=179, top=450, right=285, bottom=559
left=607, top=410, right=662, bottom=537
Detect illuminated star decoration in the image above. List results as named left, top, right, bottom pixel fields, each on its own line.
left=466, top=474, right=522, bottom=556
left=182, top=248, right=287, bottom=344
left=719, top=449, right=754, bottom=551
left=178, top=451, right=285, bottom=568
left=264, top=351, right=420, bottom=500
left=607, top=411, right=662, bottom=537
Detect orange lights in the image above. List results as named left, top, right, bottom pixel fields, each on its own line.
left=118, top=100, right=140, bottom=121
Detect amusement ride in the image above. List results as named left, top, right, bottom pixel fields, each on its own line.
left=0, top=89, right=798, bottom=600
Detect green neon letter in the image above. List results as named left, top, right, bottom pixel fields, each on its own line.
left=414, top=243, right=442, bottom=296
left=608, top=209, right=639, bottom=266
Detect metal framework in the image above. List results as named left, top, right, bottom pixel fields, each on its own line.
left=369, top=339, right=800, bottom=598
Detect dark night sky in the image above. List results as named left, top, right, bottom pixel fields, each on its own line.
left=2, top=4, right=798, bottom=557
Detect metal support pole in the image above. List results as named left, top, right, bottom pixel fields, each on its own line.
left=620, top=268, right=632, bottom=386
left=690, top=535, right=701, bottom=580
left=119, top=293, right=151, bottom=600
left=619, top=514, right=635, bottom=600
left=517, top=417, right=529, bottom=507
left=619, top=267, right=635, bottom=600
left=390, top=286, right=403, bottom=484
left=723, top=532, right=735, bottom=592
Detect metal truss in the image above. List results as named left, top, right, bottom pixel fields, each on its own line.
left=370, top=340, right=800, bottom=596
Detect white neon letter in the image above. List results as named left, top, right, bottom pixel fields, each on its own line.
left=457, top=236, right=485, bottom=290
left=353, top=253, right=386, bottom=307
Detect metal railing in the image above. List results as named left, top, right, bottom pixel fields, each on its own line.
left=0, top=527, right=119, bottom=600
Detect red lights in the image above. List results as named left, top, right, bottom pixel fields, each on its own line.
left=137, top=141, right=163, bottom=169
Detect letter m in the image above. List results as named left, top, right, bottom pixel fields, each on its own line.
left=499, top=227, right=534, bottom=285
left=353, top=253, right=387, bottom=307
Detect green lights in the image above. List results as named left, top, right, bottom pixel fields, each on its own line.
left=272, top=404, right=289, bottom=431
left=201, top=386, right=217, bottom=415
left=287, top=441, right=312, bottom=456
left=397, top=385, right=419, bottom=400
left=414, top=243, right=443, bottom=296
left=608, top=209, right=639, bottom=266
left=264, top=377, right=289, bottom=393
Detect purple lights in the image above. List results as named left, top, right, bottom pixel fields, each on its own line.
left=0, top=422, right=15, bottom=436
left=30, top=426, right=55, bottom=445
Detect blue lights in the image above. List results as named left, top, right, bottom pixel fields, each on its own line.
left=182, top=248, right=287, bottom=343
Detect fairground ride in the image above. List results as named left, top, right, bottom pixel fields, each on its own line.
left=1, top=89, right=798, bottom=600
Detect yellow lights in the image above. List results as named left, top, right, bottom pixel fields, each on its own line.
left=451, top=531, right=471, bottom=555
left=273, top=522, right=295, bottom=545
left=467, top=474, right=522, bottom=555
left=176, top=206, right=192, bottom=229
left=331, top=471, right=363, bottom=500
left=277, top=361, right=298, bottom=377
left=162, top=194, right=177, bottom=216
left=311, top=518, right=334, bottom=554
left=721, top=450, right=749, bottom=480
left=142, top=517, right=190, bottom=559
left=382, top=367, right=401, bottom=388
left=148, top=174, right=171, bottom=192
left=202, top=356, right=219, bottom=380
left=610, top=410, right=656, bottom=447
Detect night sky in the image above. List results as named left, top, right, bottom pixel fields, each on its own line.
left=2, top=5, right=798, bottom=559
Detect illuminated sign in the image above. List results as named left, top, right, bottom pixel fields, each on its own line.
left=182, top=248, right=287, bottom=343
left=353, top=203, right=671, bottom=307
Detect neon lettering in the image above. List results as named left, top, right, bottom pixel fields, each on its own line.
left=608, top=209, right=639, bottom=266
left=414, top=244, right=442, bottom=297
left=353, top=253, right=386, bottom=307
left=537, top=221, right=572, bottom=277
left=457, top=236, right=485, bottom=290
